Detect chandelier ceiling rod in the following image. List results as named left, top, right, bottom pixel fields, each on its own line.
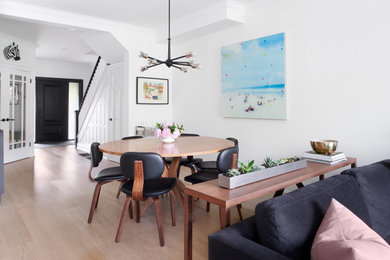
left=139, top=0, right=200, bottom=73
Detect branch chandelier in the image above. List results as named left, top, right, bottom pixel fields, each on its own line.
left=139, top=0, right=200, bottom=73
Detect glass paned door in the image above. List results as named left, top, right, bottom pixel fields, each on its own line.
left=8, top=74, right=27, bottom=150
left=0, top=68, right=33, bottom=163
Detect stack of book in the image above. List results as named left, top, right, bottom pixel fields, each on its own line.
left=303, top=151, right=347, bottom=165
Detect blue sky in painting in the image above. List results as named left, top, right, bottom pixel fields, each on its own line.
left=221, top=33, right=285, bottom=91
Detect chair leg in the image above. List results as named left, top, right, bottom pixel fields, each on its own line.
left=128, top=200, right=133, bottom=219
left=153, top=196, right=165, bottom=247
left=169, top=191, right=176, bottom=226
left=176, top=166, right=181, bottom=178
left=236, top=204, right=243, bottom=220
left=95, top=185, right=101, bottom=209
left=206, top=202, right=210, bottom=212
left=88, top=183, right=102, bottom=223
left=115, top=195, right=132, bottom=243
left=135, top=201, right=140, bottom=223
left=116, top=180, right=125, bottom=199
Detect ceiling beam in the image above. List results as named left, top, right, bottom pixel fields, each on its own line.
left=155, top=0, right=246, bottom=43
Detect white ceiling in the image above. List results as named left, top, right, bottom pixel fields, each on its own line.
left=0, top=0, right=260, bottom=64
left=0, top=16, right=98, bottom=64
left=9, top=0, right=260, bottom=28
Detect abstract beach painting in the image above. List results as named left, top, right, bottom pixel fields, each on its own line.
left=221, top=33, right=286, bottom=119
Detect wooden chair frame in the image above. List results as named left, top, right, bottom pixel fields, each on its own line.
left=115, top=160, right=175, bottom=247
left=87, top=162, right=129, bottom=223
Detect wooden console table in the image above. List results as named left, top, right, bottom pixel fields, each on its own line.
left=184, top=157, right=357, bottom=260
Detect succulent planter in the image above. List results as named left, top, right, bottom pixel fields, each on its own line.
left=218, top=159, right=307, bottom=189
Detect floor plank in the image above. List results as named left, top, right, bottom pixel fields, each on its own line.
left=0, top=146, right=272, bottom=259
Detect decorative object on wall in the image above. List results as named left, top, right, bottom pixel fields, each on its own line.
left=3, top=42, right=21, bottom=61
left=139, top=0, right=200, bottom=73
left=221, top=33, right=286, bottom=119
left=136, top=77, right=169, bottom=105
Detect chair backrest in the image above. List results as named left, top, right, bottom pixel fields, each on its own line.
left=226, top=137, right=239, bottom=146
left=90, top=142, right=103, bottom=167
left=121, top=135, right=144, bottom=140
left=216, top=146, right=239, bottom=173
left=180, top=133, right=200, bottom=137
left=120, top=152, right=165, bottom=180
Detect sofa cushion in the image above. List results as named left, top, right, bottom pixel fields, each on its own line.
left=255, top=174, right=371, bottom=260
left=311, top=199, right=390, bottom=260
left=342, top=160, right=390, bottom=243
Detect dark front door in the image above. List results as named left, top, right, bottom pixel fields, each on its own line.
left=36, top=78, right=69, bottom=142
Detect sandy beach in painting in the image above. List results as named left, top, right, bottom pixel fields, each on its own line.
left=221, top=32, right=285, bottom=119
left=222, top=86, right=286, bottom=119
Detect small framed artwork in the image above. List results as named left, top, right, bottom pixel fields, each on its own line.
left=136, top=77, right=169, bottom=105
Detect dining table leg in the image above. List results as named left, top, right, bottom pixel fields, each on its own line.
left=184, top=194, right=193, bottom=260
left=168, top=157, right=185, bottom=208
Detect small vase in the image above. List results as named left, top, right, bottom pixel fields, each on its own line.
left=161, top=137, right=175, bottom=143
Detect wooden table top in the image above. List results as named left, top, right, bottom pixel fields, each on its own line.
left=184, top=157, right=357, bottom=208
left=99, top=136, right=235, bottom=157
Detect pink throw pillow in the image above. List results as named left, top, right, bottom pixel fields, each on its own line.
left=311, top=198, right=390, bottom=260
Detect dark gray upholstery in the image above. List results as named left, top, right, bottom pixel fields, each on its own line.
left=342, top=160, right=390, bottom=242
left=255, top=174, right=370, bottom=260
left=119, top=152, right=176, bottom=198
left=216, top=145, right=239, bottom=173
left=90, top=142, right=103, bottom=167
left=121, top=135, right=143, bottom=140
left=184, top=146, right=238, bottom=184
left=94, top=167, right=123, bottom=181
left=120, top=152, right=165, bottom=180
left=195, top=137, right=238, bottom=170
left=90, top=142, right=123, bottom=181
left=209, top=217, right=290, bottom=260
left=121, top=178, right=177, bottom=197
left=164, top=133, right=203, bottom=167
left=209, top=160, right=390, bottom=260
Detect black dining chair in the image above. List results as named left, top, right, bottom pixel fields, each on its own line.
left=194, top=137, right=239, bottom=170
left=184, top=145, right=243, bottom=220
left=115, top=152, right=177, bottom=247
left=164, top=133, right=203, bottom=177
left=121, top=135, right=144, bottom=140
left=87, top=142, right=128, bottom=223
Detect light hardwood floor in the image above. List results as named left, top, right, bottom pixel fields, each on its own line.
left=0, top=146, right=271, bottom=260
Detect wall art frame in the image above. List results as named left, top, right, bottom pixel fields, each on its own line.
left=136, top=77, right=169, bottom=105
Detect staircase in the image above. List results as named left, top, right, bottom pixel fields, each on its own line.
left=75, top=56, right=104, bottom=147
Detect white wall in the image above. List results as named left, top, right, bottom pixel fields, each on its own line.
left=115, top=33, right=173, bottom=136
left=0, top=32, right=36, bottom=69
left=173, top=0, right=390, bottom=166
left=35, top=59, right=94, bottom=91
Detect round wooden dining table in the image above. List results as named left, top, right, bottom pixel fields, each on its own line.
left=99, top=136, right=234, bottom=208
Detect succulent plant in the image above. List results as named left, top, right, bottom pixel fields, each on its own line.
left=224, top=168, right=241, bottom=177
left=263, top=156, right=301, bottom=168
left=263, top=157, right=276, bottom=168
left=238, top=160, right=260, bottom=173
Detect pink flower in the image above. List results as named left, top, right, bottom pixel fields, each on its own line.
left=161, top=127, right=172, bottom=138
left=163, top=121, right=173, bottom=128
left=172, top=128, right=181, bottom=138
left=154, top=128, right=162, bottom=138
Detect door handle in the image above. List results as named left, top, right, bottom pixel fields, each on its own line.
left=1, top=118, right=15, bottom=122
left=109, top=118, right=113, bottom=121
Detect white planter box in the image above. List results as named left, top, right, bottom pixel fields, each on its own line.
left=218, top=159, right=307, bottom=189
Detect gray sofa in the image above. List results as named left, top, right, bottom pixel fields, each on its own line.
left=209, top=160, right=390, bottom=260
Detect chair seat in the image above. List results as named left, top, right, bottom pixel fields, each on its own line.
left=184, top=169, right=220, bottom=184
left=165, top=157, right=203, bottom=166
left=121, top=178, right=177, bottom=197
left=94, top=166, right=124, bottom=182
left=195, top=161, right=217, bottom=170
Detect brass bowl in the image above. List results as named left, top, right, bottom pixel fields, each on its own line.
left=310, top=139, right=338, bottom=155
